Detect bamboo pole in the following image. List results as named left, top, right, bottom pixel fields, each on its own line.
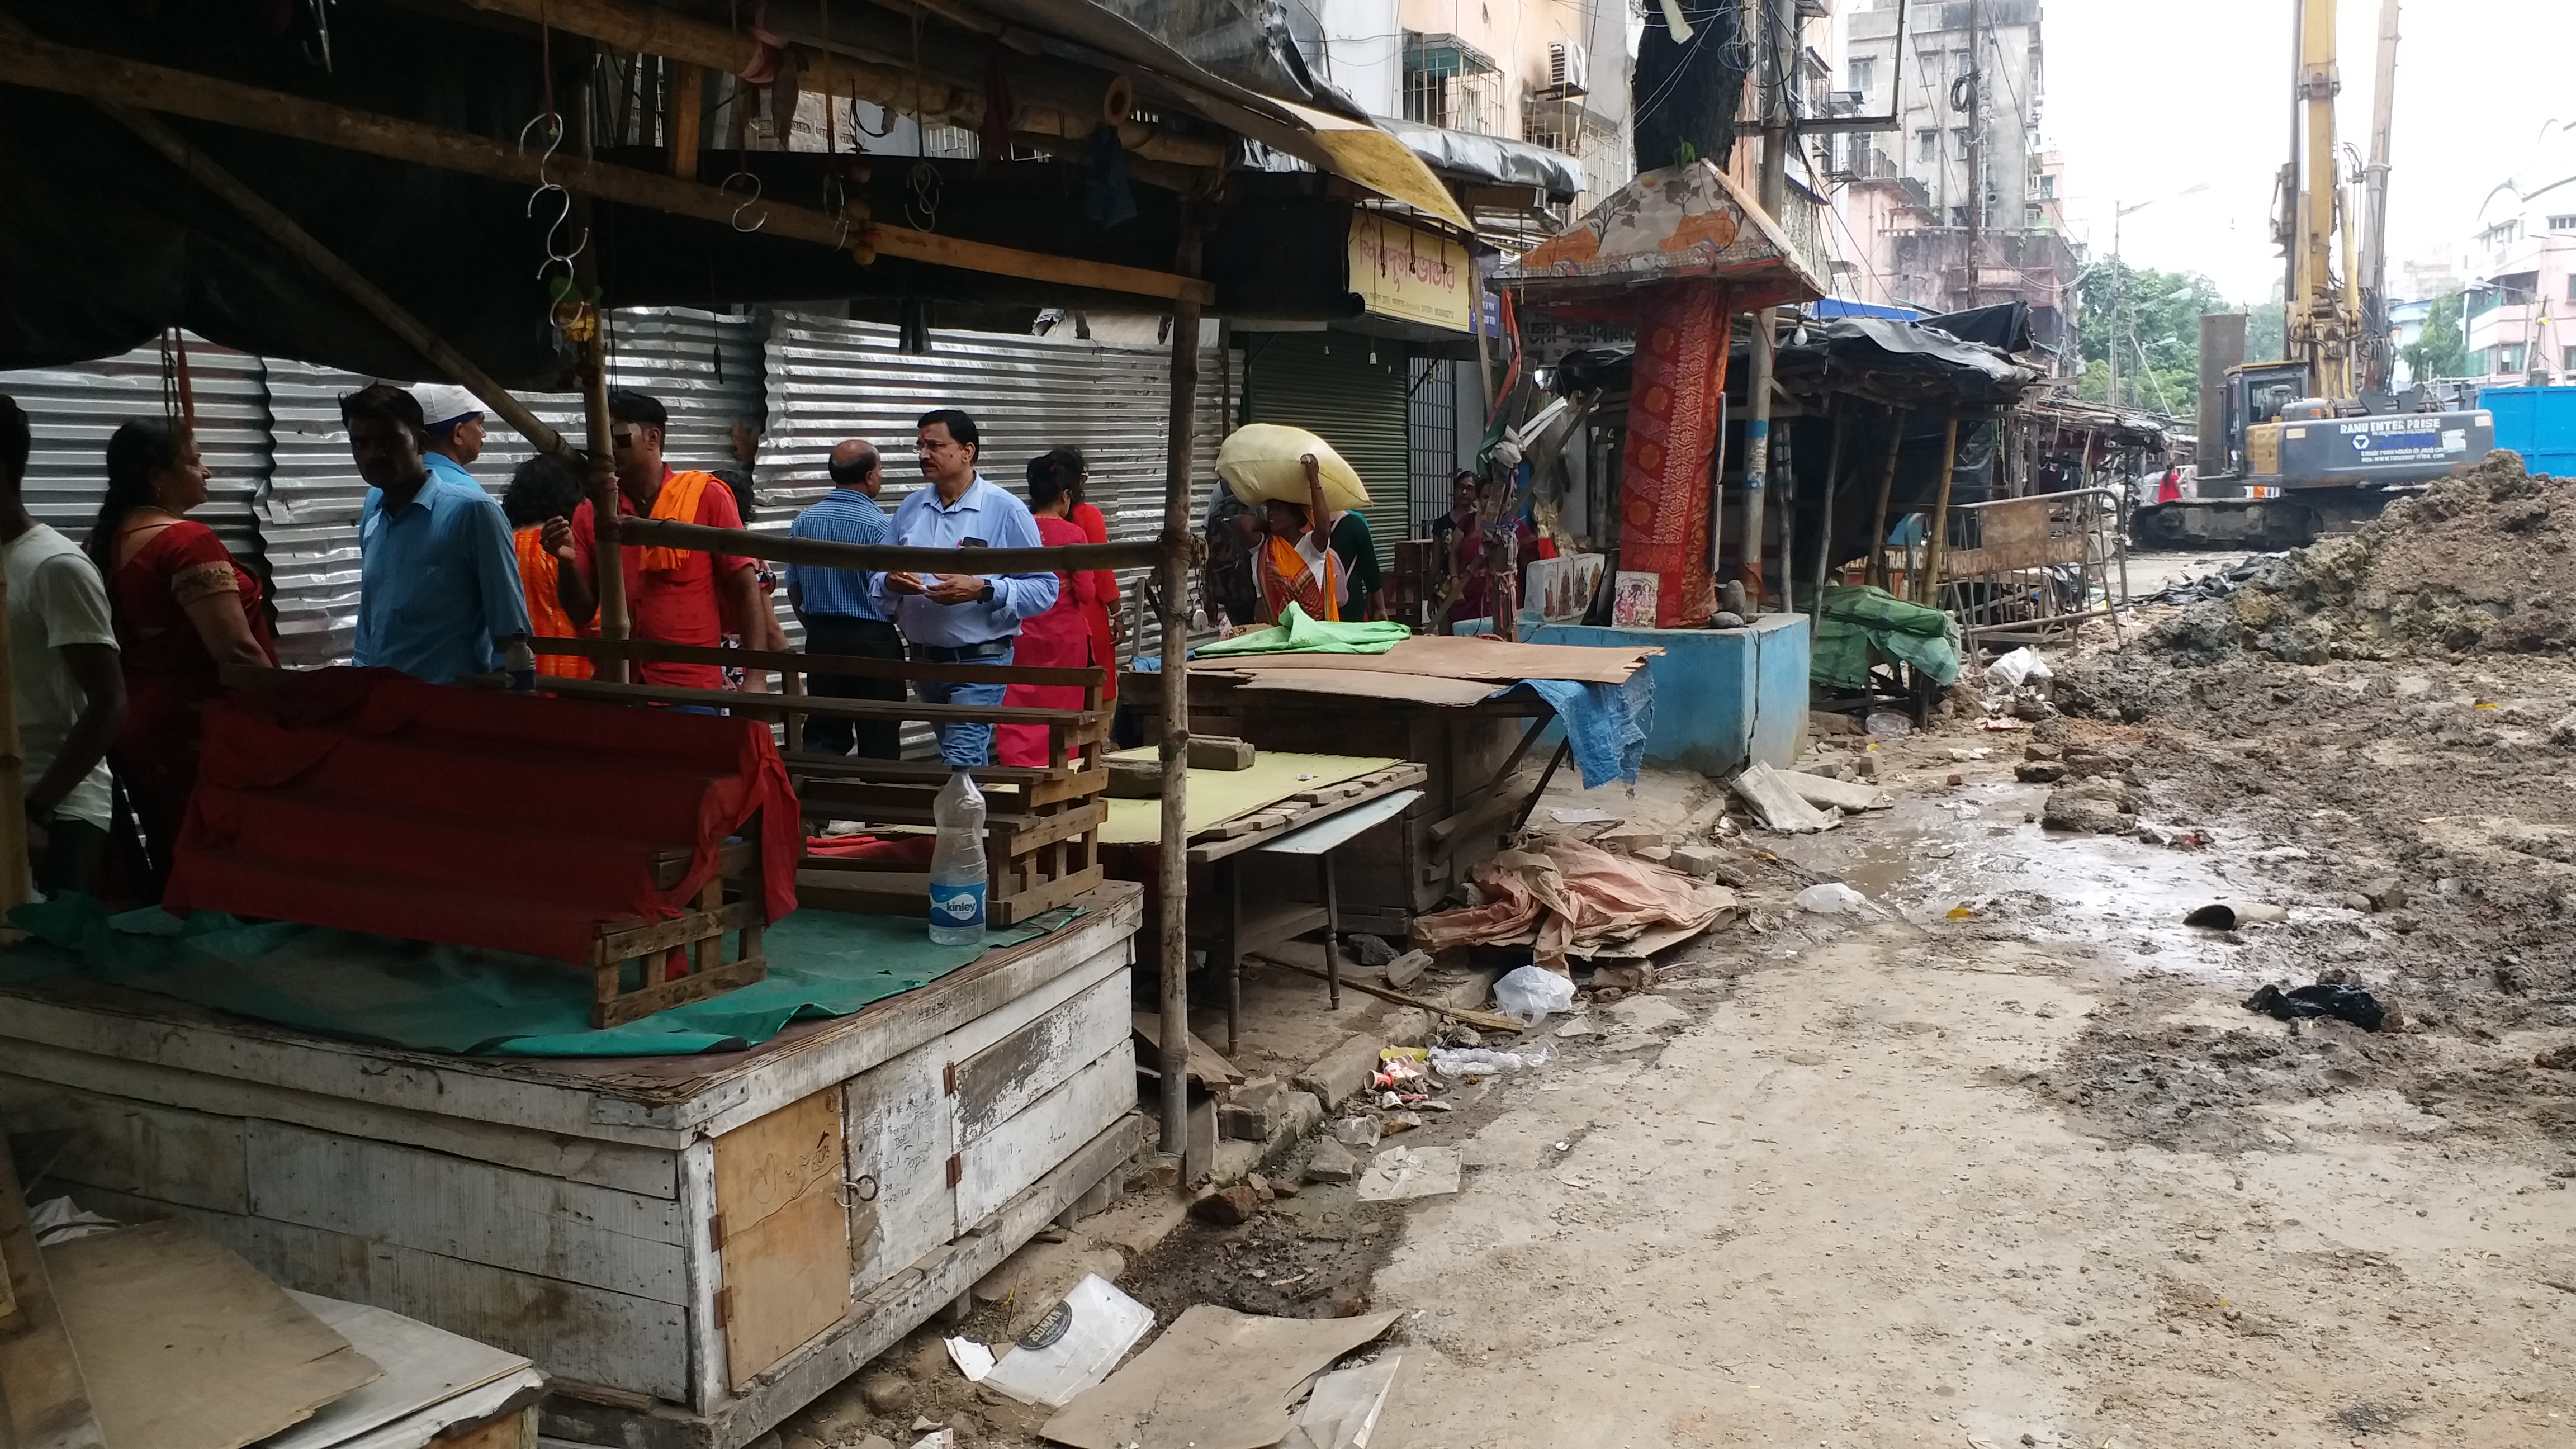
left=1158, top=217, right=1204, bottom=1181
left=572, top=92, right=632, bottom=670
left=1811, top=398, right=1845, bottom=628
left=1866, top=408, right=1905, bottom=591
left=1919, top=408, right=1962, bottom=607
left=618, top=516, right=1161, bottom=576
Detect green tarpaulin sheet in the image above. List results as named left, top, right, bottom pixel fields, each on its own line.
left=1190, top=603, right=1410, bottom=657
left=1, top=894, right=1082, bottom=1057
left=1804, top=584, right=1963, bottom=691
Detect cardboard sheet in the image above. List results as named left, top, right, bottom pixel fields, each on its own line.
left=1216, top=669, right=1504, bottom=707
left=44, top=1221, right=381, bottom=1449
left=1097, top=753, right=1400, bottom=845
left=1191, top=632, right=1656, bottom=685
left=1040, top=1306, right=1402, bottom=1449
left=259, top=1293, right=532, bottom=1449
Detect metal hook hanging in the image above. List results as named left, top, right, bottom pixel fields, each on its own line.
left=905, top=160, right=941, bottom=232
left=719, top=170, right=768, bottom=233
left=518, top=112, right=590, bottom=282
left=821, top=171, right=853, bottom=250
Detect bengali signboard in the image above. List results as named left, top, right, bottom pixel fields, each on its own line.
left=1349, top=212, right=1473, bottom=333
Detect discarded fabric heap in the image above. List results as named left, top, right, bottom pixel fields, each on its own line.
left=164, top=667, right=801, bottom=963
left=1809, top=584, right=1962, bottom=690
left=1410, top=835, right=1737, bottom=968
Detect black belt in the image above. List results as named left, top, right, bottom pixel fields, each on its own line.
left=911, top=638, right=1012, bottom=662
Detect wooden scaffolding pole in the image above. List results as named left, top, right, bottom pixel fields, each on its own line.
left=1866, top=408, right=1906, bottom=591
left=1158, top=216, right=1204, bottom=1180
left=1919, top=407, right=1962, bottom=606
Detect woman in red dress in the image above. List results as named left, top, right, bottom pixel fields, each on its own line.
left=996, top=453, right=1112, bottom=769
left=87, top=420, right=277, bottom=887
left=1044, top=447, right=1120, bottom=704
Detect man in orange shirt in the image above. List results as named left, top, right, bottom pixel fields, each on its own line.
left=539, top=390, right=766, bottom=695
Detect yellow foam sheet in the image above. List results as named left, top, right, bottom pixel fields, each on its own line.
left=1098, top=751, right=1402, bottom=845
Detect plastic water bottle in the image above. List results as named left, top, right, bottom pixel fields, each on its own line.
left=927, top=769, right=988, bottom=945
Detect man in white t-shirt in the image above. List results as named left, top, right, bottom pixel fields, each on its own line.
left=0, top=395, right=126, bottom=896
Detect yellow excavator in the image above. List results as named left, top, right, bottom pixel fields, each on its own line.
left=2132, top=0, right=2493, bottom=550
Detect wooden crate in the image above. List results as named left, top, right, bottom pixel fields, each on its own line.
left=597, top=840, right=771, bottom=1029
left=524, top=639, right=1111, bottom=928
left=0, top=883, right=1148, bottom=1449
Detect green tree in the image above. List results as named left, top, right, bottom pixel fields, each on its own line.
left=2401, top=291, right=2466, bottom=382
left=2072, top=261, right=2224, bottom=414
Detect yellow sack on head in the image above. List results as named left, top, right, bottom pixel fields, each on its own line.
left=1215, top=424, right=1372, bottom=513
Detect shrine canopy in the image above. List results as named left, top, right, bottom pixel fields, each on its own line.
left=1491, top=160, right=1826, bottom=314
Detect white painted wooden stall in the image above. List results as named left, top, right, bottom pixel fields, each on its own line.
left=0, top=882, right=1147, bottom=1449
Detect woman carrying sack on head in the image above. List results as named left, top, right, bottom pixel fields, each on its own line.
left=1253, top=454, right=1346, bottom=624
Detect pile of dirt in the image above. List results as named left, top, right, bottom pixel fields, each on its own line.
left=2148, top=451, right=2576, bottom=662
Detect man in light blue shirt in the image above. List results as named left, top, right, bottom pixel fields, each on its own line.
left=788, top=439, right=903, bottom=759
left=874, top=409, right=1057, bottom=765
left=346, top=383, right=531, bottom=685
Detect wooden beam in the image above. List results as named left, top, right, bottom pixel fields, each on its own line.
left=863, top=226, right=1214, bottom=305
left=666, top=63, right=703, bottom=181
left=0, top=29, right=1213, bottom=305
left=615, top=515, right=1169, bottom=575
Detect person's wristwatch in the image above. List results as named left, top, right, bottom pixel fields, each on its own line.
left=978, top=580, right=996, bottom=603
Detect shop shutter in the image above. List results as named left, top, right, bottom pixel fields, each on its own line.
left=1240, top=331, right=1411, bottom=572
left=0, top=333, right=270, bottom=595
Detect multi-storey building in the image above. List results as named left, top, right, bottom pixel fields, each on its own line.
left=1827, top=0, right=2079, bottom=354
left=2459, top=188, right=2576, bottom=386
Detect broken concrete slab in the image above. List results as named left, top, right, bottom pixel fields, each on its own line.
left=1773, top=768, right=1896, bottom=813
left=1304, top=1137, right=1361, bottom=1184
left=1294, top=1036, right=1384, bottom=1108
left=1382, top=949, right=1432, bottom=990
left=1353, top=1144, right=1463, bottom=1202
left=1729, top=761, right=1839, bottom=833
left=1603, top=994, right=1688, bottom=1031
left=1666, top=845, right=1749, bottom=886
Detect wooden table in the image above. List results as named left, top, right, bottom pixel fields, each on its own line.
left=1202, top=785, right=1424, bottom=1054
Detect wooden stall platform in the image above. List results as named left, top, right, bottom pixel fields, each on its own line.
left=0, top=882, right=1147, bottom=1449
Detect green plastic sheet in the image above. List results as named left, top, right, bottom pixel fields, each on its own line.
left=1190, top=603, right=1411, bottom=657
left=2, top=893, right=1082, bottom=1057
left=1805, top=584, right=1963, bottom=691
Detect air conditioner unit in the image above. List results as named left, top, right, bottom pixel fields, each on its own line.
left=1549, top=42, right=1589, bottom=97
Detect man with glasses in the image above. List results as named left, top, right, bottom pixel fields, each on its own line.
left=787, top=439, right=902, bottom=758
left=873, top=409, right=1057, bottom=766
left=540, top=389, right=764, bottom=693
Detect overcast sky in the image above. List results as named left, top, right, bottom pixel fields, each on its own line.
left=2040, top=0, right=2576, bottom=303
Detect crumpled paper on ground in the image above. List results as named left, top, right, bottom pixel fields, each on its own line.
left=1409, top=836, right=1737, bottom=967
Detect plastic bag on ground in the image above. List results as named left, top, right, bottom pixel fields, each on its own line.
left=1428, top=1043, right=1551, bottom=1078
left=1491, top=963, right=1576, bottom=1025
left=1985, top=646, right=2053, bottom=692
left=1792, top=882, right=1868, bottom=915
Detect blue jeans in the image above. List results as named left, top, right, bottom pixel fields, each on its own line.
left=915, top=644, right=1013, bottom=766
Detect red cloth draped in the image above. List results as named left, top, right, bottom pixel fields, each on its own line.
left=164, top=669, right=801, bottom=963
left=1616, top=285, right=1727, bottom=627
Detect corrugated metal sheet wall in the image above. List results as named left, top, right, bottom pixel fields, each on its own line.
left=0, top=333, right=270, bottom=579
left=759, top=311, right=1234, bottom=650
left=3, top=311, right=1222, bottom=674
left=261, top=310, right=762, bottom=666
left=1241, top=332, right=1410, bottom=569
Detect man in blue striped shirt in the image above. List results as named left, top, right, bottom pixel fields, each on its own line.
left=787, top=439, right=903, bottom=758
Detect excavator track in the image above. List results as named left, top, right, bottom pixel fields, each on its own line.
left=2130, top=485, right=2414, bottom=552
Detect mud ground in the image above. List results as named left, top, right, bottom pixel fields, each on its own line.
left=786, top=590, right=2576, bottom=1449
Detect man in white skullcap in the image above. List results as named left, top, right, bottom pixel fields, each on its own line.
left=410, top=382, right=487, bottom=481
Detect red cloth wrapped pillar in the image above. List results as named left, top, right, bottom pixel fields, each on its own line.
left=1614, top=284, right=1727, bottom=627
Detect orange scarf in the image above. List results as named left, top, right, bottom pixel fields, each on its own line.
left=636, top=469, right=716, bottom=572
left=1257, top=533, right=1338, bottom=623
left=513, top=526, right=594, bottom=679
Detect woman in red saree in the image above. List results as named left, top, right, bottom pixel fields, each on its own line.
left=1252, top=454, right=1342, bottom=624
left=1040, top=447, right=1120, bottom=704
left=996, top=454, right=1112, bottom=768
left=87, top=421, right=277, bottom=888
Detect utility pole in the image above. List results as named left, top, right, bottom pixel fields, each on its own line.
left=1962, top=0, right=1983, bottom=311
left=2359, top=0, right=2400, bottom=392
left=1740, top=0, right=1794, bottom=609
left=2108, top=207, right=2123, bottom=409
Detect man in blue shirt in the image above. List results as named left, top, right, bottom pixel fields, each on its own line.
left=788, top=439, right=903, bottom=759
left=874, top=409, right=1057, bottom=766
left=345, top=383, right=531, bottom=685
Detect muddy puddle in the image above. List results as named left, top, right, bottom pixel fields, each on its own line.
left=1769, top=781, right=2315, bottom=982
